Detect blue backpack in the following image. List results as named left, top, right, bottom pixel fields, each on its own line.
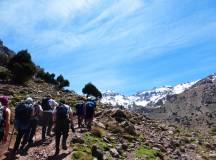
left=85, top=100, right=96, bottom=109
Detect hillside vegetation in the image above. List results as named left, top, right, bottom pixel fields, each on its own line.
left=0, top=40, right=216, bottom=159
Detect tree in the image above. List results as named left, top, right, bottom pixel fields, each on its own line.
left=60, top=79, right=70, bottom=88
left=8, top=50, right=36, bottom=84
left=82, top=82, right=102, bottom=98
left=56, top=75, right=64, bottom=83
left=0, top=54, right=9, bottom=66
left=56, top=75, right=70, bottom=89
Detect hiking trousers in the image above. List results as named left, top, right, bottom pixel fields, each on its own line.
left=55, top=120, right=69, bottom=151
left=77, top=115, right=84, bottom=127
left=27, top=117, right=38, bottom=143
left=85, top=108, right=94, bottom=130
left=13, top=129, right=28, bottom=151
left=42, top=111, right=53, bottom=140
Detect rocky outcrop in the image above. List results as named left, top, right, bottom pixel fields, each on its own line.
left=0, top=40, right=15, bottom=59
left=147, top=74, right=216, bottom=131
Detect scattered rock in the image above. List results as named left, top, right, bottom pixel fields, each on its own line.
left=92, top=145, right=104, bottom=160
left=187, top=144, right=197, bottom=150
left=125, top=124, right=137, bottom=136
left=121, top=143, right=128, bottom=150
left=103, top=137, right=110, bottom=143
left=209, top=153, right=216, bottom=158
left=110, top=148, right=119, bottom=158
left=111, top=109, right=127, bottom=122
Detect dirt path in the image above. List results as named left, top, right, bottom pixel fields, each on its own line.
left=0, top=127, right=76, bottom=160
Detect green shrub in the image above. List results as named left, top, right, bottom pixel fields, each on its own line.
left=0, top=67, right=11, bottom=81
left=91, top=127, right=106, bottom=138
left=8, top=50, right=36, bottom=84
left=82, top=82, right=102, bottom=98
left=72, top=151, right=93, bottom=160
left=83, top=133, right=108, bottom=150
left=0, top=54, right=9, bottom=66
left=135, top=145, right=161, bottom=160
left=56, top=74, right=70, bottom=89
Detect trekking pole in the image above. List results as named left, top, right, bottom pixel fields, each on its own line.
left=8, top=126, right=15, bottom=150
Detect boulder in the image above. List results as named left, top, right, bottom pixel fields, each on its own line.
left=92, top=145, right=104, bottom=160
left=110, top=148, right=119, bottom=158
left=111, top=109, right=127, bottom=122
left=125, top=124, right=137, bottom=136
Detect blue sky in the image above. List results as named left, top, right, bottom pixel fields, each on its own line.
left=0, top=0, right=216, bottom=95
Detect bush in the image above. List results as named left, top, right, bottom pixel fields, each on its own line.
left=0, top=54, right=9, bottom=66
left=8, top=50, right=36, bottom=84
left=0, top=67, right=11, bottom=81
left=56, top=74, right=70, bottom=89
left=91, top=127, right=106, bottom=138
left=82, top=82, right=102, bottom=98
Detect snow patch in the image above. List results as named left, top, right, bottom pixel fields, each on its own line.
left=101, top=80, right=198, bottom=109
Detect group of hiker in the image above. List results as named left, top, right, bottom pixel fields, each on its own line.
left=0, top=94, right=97, bottom=156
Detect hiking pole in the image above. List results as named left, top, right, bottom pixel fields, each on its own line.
left=8, top=126, right=15, bottom=150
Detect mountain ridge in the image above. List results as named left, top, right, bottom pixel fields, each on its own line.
left=101, top=80, right=198, bottom=109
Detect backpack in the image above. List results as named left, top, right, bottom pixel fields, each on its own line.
left=76, top=102, right=84, bottom=116
left=33, top=104, right=41, bottom=117
left=0, top=104, right=5, bottom=134
left=56, top=104, right=69, bottom=120
left=42, top=98, right=52, bottom=111
left=85, top=100, right=96, bottom=109
left=15, top=101, right=33, bottom=121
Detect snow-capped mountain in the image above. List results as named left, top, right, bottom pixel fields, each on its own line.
left=101, top=81, right=198, bottom=109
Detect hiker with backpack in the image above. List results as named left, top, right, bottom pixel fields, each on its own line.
left=75, top=97, right=85, bottom=128
left=0, top=96, right=11, bottom=144
left=41, top=94, right=57, bottom=141
left=25, top=101, right=43, bottom=145
left=53, top=99, right=73, bottom=155
left=13, top=97, right=34, bottom=153
left=85, top=96, right=97, bottom=130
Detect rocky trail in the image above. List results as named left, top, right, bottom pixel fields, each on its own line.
left=0, top=108, right=216, bottom=160
left=1, top=126, right=74, bottom=160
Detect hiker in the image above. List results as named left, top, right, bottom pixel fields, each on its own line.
left=75, top=97, right=85, bottom=128
left=53, top=99, right=73, bottom=155
left=0, top=96, right=11, bottom=144
left=13, top=97, right=34, bottom=153
left=25, top=101, right=43, bottom=145
left=85, top=96, right=97, bottom=130
left=41, top=95, right=57, bottom=141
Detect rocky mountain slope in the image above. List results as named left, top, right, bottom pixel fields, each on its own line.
left=1, top=95, right=216, bottom=160
left=0, top=41, right=215, bottom=159
left=147, top=74, right=216, bottom=131
left=101, top=81, right=197, bottom=109
left=0, top=79, right=215, bottom=159
left=0, top=40, right=15, bottom=57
